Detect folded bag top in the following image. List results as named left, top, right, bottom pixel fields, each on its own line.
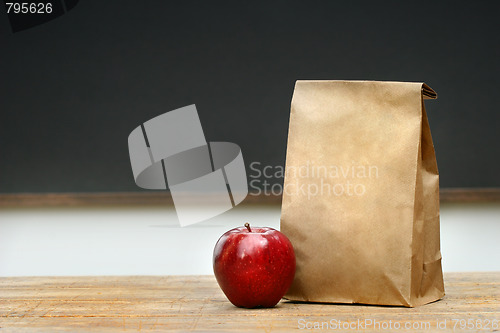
left=280, top=80, right=444, bottom=307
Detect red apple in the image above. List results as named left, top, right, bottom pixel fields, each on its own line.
left=213, top=223, right=296, bottom=308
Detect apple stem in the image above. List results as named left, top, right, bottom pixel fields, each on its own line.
left=244, top=223, right=251, bottom=232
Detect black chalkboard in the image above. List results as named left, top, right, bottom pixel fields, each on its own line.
left=1, top=1, right=499, bottom=194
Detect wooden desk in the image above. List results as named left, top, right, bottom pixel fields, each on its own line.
left=1, top=273, right=498, bottom=332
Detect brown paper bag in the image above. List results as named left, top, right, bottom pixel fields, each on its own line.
left=280, top=80, right=444, bottom=307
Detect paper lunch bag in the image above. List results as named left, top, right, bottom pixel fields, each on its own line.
left=280, top=80, right=445, bottom=307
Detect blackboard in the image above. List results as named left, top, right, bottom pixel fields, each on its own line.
left=1, top=1, right=499, bottom=195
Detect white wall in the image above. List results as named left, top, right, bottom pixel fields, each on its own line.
left=0, top=203, right=499, bottom=276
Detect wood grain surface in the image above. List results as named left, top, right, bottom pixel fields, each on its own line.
left=0, top=273, right=498, bottom=332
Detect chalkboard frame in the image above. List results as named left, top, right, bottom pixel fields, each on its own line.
left=0, top=188, right=499, bottom=207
